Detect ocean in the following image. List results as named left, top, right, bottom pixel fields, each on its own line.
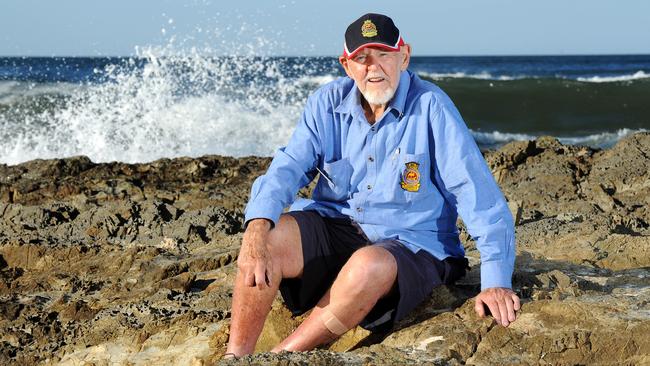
left=1, top=54, right=649, bottom=166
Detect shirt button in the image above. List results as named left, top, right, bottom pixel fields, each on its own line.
left=356, top=207, right=363, bottom=213
left=368, top=156, right=374, bottom=162
left=367, top=184, right=372, bottom=190
left=371, top=127, right=376, bottom=132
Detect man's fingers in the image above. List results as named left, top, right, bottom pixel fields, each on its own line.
left=243, top=269, right=255, bottom=287
left=486, top=300, right=501, bottom=325
left=512, top=293, right=521, bottom=311
left=505, top=296, right=516, bottom=323
left=254, top=263, right=267, bottom=290
left=474, top=297, right=486, bottom=318
left=265, top=260, right=274, bottom=287
left=475, top=288, right=521, bottom=326
left=497, top=298, right=510, bottom=326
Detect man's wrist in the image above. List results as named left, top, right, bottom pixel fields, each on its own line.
left=481, top=286, right=512, bottom=292
left=480, top=259, right=514, bottom=290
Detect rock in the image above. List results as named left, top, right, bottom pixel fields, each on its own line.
left=328, top=326, right=372, bottom=352
left=556, top=212, right=583, bottom=223
left=0, top=299, right=23, bottom=321
left=1, top=133, right=649, bottom=364
left=57, top=300, right=99, bottom=322
left=254, top=299, right=301, bottom=353
left=466, top=299, right=650, bottom=365
left=381, top=300, right=493, bottom=362
left=159, top=272, right=196, bottom=293
left=535, top=269, right=572, bottom=289
left=57, top=322, right=225, bottom=366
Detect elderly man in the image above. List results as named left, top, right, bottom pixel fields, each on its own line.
left=225, top=13, right=519, bottom=357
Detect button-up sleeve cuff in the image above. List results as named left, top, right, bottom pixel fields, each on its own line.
left=480, top=259, right=514, bottom=290
left=244, top=198, right=284, bottom=229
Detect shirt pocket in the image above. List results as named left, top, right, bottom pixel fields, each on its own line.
left=384, top=152, right=429, bottom=204
left=313, top=158, right=353, bottom=202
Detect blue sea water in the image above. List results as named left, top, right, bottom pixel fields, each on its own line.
left=1, top=54, right=649, bottom=165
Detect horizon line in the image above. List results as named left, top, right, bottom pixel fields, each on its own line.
left=1, top=52, right=650, bottom=58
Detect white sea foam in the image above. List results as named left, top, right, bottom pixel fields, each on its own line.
left=0, top=46, right=306, bottom=165
left=557, top=128, right=648, bottom=147
left=296, top=74, right=338, bottom=87
left=0, top=81, right=80, bottom=105
left=471, top=130, right=537, bottom=145
left=1, top=16, right=323, bottom=166
left=576, top=70, right=650, bottom=83
left=418, top=71, right=518, bottom=81
left=420, top=70, right=650, bottom=83
left=0, top=81, right=20, bottom=95
left=0, top=81, right=21, bottom=104
left=471, top=128, right=648, bottom=149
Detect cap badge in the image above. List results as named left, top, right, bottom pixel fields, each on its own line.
left=361, top=20, right=378, bottom=38
left=401, top=162, right=421, bottom=192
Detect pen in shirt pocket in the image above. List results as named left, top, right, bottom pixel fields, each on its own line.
left=315, top=166, right=336, bottom=187
left=392, top=147, right=400, bottom=161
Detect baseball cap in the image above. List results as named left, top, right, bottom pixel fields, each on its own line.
left=343, top=13, right=405, bottom=58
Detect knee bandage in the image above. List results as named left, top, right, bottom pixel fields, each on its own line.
left=321, top=308, right=349, bottom=336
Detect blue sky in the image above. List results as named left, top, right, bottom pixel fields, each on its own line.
left=2, top=0, right=649, bottom=56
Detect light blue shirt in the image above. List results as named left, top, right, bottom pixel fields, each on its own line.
left=244, top=70, right=515, bottom=290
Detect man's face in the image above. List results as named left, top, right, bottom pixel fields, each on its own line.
left=339, top=45, right=411, bottom=106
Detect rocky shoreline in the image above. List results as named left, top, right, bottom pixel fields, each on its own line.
left=1, top=133, right=649, bottom=365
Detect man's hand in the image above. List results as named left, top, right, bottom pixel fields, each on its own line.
left=238, top=219, right=273, bottom=289
left=474, top=287, right=520, bottom=327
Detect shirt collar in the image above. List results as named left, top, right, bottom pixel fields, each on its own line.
left=334, top=81, right=362, bottom=115
left=389, top=70, right=411, bottom=117
left=334, top=70, right=411, bottom=118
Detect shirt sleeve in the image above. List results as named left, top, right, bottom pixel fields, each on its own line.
left=244, top=96, right=322, bottom=227
left=429, top=97, right=515, bottom=290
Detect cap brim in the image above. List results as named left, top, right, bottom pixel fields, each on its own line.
left=343, top=36, right=404, bottom=58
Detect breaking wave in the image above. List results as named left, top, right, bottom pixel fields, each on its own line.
left=472, top=128, right=648, bottom=150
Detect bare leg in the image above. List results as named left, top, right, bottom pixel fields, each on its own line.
left=272, top=246, right=398, bottom=352
left=226, top=214, right=304, bottom=357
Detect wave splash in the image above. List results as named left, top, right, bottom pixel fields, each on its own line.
left=576, top=70, right=650, bottom=83
left=473, top=128, right=648, bottom=150
left=419, top=70, right=650, bottom=83
left=0, top=47, right=339, bottom=165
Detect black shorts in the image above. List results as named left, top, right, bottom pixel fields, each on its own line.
left=280, top=210, right=468, bottom=332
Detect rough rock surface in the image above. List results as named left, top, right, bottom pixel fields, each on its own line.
left=0, top=133, right=649, bottom=365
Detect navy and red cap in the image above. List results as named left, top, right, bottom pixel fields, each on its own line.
left=343, top=13, right=405, bottom=58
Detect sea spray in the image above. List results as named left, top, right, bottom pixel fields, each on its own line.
left=0, top=46, right=339, bottom=165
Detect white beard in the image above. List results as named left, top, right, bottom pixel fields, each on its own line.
left=359, top=84, right=396, bottom=106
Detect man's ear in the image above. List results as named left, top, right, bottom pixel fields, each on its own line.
left=339, top=56, right=353, bottom=78
left=400, top=44, right=411, bottom=71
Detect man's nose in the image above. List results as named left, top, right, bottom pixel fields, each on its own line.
left=366, top=58, right=381, bottom=70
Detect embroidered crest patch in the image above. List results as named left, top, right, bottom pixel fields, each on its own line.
left=400, top=162, right=421, bottom=192
left=361, top=20, right=378, bottom=38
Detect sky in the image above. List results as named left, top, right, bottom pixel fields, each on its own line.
left=1, top=0, right=649, bottom=57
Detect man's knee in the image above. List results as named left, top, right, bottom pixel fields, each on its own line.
left=266, top=214, right=303, bottom=278
left=338, top=246, right=397, bottom=295
left=266, top=214, right=299, bottom=250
